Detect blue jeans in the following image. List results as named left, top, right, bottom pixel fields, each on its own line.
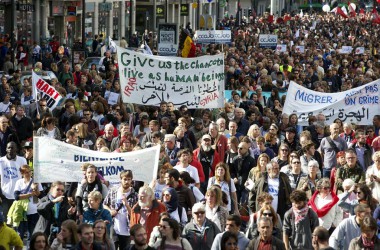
left=323, top=169, right=332, bottom=178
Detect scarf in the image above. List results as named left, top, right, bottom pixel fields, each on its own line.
left=361, top=236, right=375, bottom=250
left=162, top=187, right=178, bottom=213
left=308, top=191, right=339, bottom=217
left=293, top=205, right=309, bottom=225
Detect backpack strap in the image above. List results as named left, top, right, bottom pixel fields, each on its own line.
left=180, top=238, right=184, bottom=250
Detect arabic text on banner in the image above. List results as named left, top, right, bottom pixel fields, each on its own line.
left=32, top=72, right=63, bottom=110
left=33, top=137, right=160, bottom=184
left=283, top=81, right=380, bottom=125
left=117, top=46, right=225, bottom=108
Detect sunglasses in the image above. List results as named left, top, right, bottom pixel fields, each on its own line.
left=292, top=161, right=301, bottom=164
left=353, top=191, right=362, bottom=194
left=262, top=213, right=273, bottom=217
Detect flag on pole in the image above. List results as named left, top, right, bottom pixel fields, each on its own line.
left=336, top=7, right=349, bottom=18
left=348, top=3, right=356, bottom=17
left=32, top=71, right=63, bottom=111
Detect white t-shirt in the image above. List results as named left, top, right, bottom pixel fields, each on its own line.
left=14, top=179, right=43, bottom=215
left=153, top=182, right=167, bottom=200
left=207, top=178, right=237, bottom=212
left=268, top=177, right=280, bottom=212
left=189, top=184, right=204, bottom=202
left=174, top=164, right=200, bottom=184
left=113, top=189, right=131, bottom=236
left=0, top=156, right=27, bottom=199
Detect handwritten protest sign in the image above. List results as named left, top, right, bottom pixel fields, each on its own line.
left=33, top=137, right=160, bottom=184
left=117, top=46, right=225, bottom=108
left=32, top=71, right=63, bottom=110
left=283, top=81, right=380, bottom=125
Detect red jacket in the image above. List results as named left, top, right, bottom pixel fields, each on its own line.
left=190, top=159, right=205, bottom=183
left=130, top=200, right=166, bottom=240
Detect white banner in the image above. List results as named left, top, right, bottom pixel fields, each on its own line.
left=258, top=34, right=278, bottom=49
left=283, top=81, right=380, bottom=125
left=117, top=46, right=225, bottom=108
left=158, top=43, right=178, bottom=56
left=32, top=72, right=63, bottom=110
left=33, top=137, right=160, bottom=183
left=195, top=30, right=232, bottom=44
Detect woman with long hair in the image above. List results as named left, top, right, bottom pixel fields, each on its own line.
left=114, top=136, right=136, bottom=153
left=76, top=165, right=108, bottom=222
left=29, top=232, right=50, bottom=250
left=13, top=165, right=43, bottom=240
left=95, top=137, right=107, bottom=151
left=288, top=113, right=298, bottom=128
left=133, top=115, right=150, bottom=145
left=93, top=220, right=115, bottom=250
left=225, top=136, right=239, bottom=169
left=74, top=123, right=96, bottom=150
left=272, top=143, right=290, bottom=168
left=90, top=101, right=105, bottom=129
left=338, top=183, right=379, bottom=216
left=205, top=186, right=229, bottom=231
left=247, top=124, right=260, bottom=150
left=51, top=219, right=79, bottom=250
left=148, top=212, right=171, bottom=247
left=154, top=218, right=192, bottom=250
left=247, top=153, right=270, bottom=191
left=208, top=163, right=239, bottom=214
left=36, top=115, right=61, bottom=140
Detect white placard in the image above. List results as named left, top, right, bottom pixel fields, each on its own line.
left=355, top=47, right=365, bottom=54
left=117, top=46, right=225, bottom=108
left=108, top=92, right=120, bottom=105
left=295, top=45, right=305, bottom=53
left=340, top=46, right=353, bottom=54
left=283, top=81, right=380, bottom=125
left=276, top=44, right=287, bottom=52
left=33, top=137, right=160, bottom=184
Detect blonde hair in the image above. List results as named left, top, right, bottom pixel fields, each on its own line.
left=88, top=190, right=102, bottom=201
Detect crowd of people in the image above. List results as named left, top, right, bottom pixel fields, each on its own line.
left=0, top=9, right=380, bottom=250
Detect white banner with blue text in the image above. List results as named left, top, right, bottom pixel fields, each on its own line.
left=33, top=137, right=160, bottom=183
left=117, top=46, right=225, bottom=108
left=283, top=81, right=380, bottom=125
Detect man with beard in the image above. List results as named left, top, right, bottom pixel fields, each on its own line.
left=141, top=120, right=162, bottom=148
left=130, top=186, right=166, bottom=240
left=104, top=170, right=138, bottom=250
left=348, top=130, right=373, bottom=170
left=193, top=134, right=221, bottom=193
left=231, top=141, right=256, bottom=204
left=80, top=108, right=99, bottom=135
left=283, top=190, right=319, bottom=250
left=319, top=123, right=347, bottom=178
left=0, top=142, right=27, bottom=216
left=249, top=161, right=291, bottom=220
left=164, top=169, right=195, bottom=219
left=129, top=224, right=154, bottom=250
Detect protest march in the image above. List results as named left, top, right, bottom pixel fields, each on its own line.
left=1, top=6, right=380, bottom=250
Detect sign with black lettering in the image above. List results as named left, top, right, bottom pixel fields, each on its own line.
left=258, top=34, right=278, bottom=49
